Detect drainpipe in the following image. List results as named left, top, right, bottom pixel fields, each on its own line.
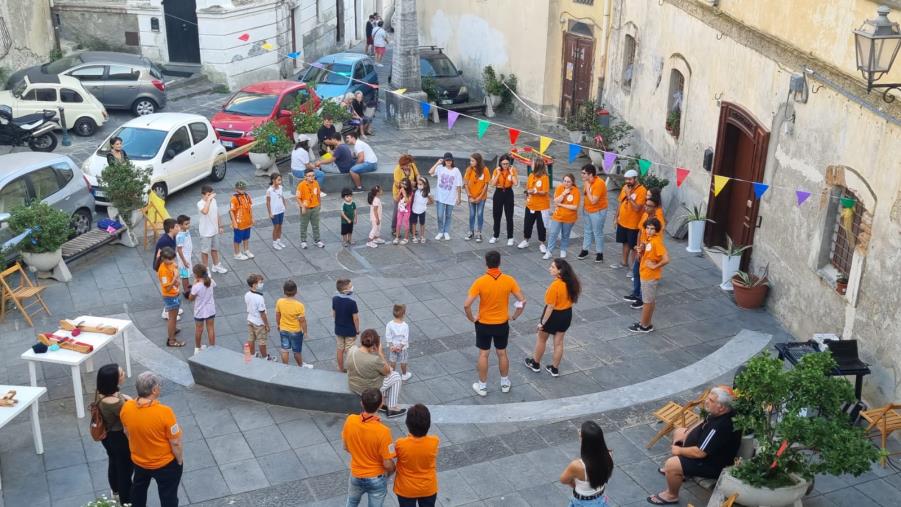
left=598, top=0, right=613, bottom=102
left=49, top=0, right=62, bottom=53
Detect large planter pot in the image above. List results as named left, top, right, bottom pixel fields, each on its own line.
left=487, top=94, right=502, bottom=108
left=716, top=468, right=810, bottom=507
left=686, top=220, right=706, bottom=253
left=720, top=254, right=742, bottom=291
left=21, top=249, right=72, bottom=282
left=588, top=149, right=604, bottom=167
left=732, top=276, right=769, bottom=309
left=249, top=152, right=277, bottom=177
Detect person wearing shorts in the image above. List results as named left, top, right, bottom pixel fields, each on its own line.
left=464, top=250, right=526, bottom=397
left=524, top=258, right=581, bottom=377
left=275, top=280, right=313, bottom=368
left=630, top=217, right=668, bottom=334
left=245, top=274, right=272, bottom=360
left=197, top=185, right=228, bottom=274
left=230, top=181, right=254, bottom=260
left=333, top=279, right=360, bottom=372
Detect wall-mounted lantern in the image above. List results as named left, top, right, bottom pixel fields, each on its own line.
left=853, top=5, right=901, bottom=102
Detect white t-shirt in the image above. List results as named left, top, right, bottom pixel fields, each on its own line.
left=412, top=189, right=428, bottom=214
left=353, top=140, right=378, bottom=163
left=175, top=231, right=192, bottom=270
left=196, top=198, right=219, bottom=238
left=373, top=27, right=388, bottom=48
left=245, top=290, right=266, bottom=326
left=434, top=166, right=462, bottom=205
left=267, top=186, right=286, bottom=215
left=385, top=320, right=409, bottom=348
left=291, top=148, right=311, bottom=173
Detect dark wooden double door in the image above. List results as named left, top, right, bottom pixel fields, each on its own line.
left=164, top=0, right=201, bottom=63
left=560, top=32, right=594, bottom=117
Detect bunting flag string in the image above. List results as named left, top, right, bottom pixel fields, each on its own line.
left=508, top=128, right=520, bottom=145
left=261, top=41, right=274, bottom=51
left=286, top=51, right=301, bottom=59
left=539, top=136, right=552, bottom=155
left=568, top=144, right=581, bottom=164
left=638, top=159, right=652, bottom=176
left=602, top=151, right=617, bottom=174
left=753, top=182, right=769, bottom=199
left=477, top=120, right=490, bottom=139
left=713, top=175, right=730, bottom=196
left=238, top=33, right=250, bottom=42
left=420, top=102, right=431, bottom=118
left=676, top=167, right=690, bottom=187
left=796, top=190, right=811, bottom=205
left=394, top=88, right=407, bottom=95
left=447, top=110, right=460, bottom=130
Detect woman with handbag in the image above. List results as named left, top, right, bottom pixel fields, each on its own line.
left=94, top=363, right=134, bottom=504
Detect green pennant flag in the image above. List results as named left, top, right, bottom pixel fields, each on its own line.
left=638, top=159, right=652, bottom=176
left=477, top=120, right=489, bottom=139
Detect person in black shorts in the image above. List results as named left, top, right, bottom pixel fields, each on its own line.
left=649, top=386, right=742, bottom=505
left=524, top=258, right=581, bottom=377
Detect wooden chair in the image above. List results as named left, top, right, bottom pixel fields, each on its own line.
left=141, top=191, right=170, bottom=250
left=688, top=493, right=737, bottom=507
left=0, top=262, right=51, bottom=327
left=860, top=403, right=901, bottom=466
left=646, top=389, right=711, bottom=449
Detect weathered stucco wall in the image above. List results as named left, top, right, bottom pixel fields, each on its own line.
left=0, top=0, right=55, bottom=74
left=54, top=0, right=140, bottom=53
left=604, top=0, right=901, bottom=404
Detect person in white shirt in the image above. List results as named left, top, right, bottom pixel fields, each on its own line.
left=372, top=20, right=389, bottom=65
left=266, top=173, right=288, bottom=250
left=385, top=304, right=411, bottom=380
left=428, top=152, right=463, bottom=240
left=290, top=140, right=327, bottom=197
left=196, top=185, right=227, bottom=274
left=345, top=132, right=378, bottom=192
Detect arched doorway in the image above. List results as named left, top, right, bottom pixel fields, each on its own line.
left=560, top=22, right=594, bottom=118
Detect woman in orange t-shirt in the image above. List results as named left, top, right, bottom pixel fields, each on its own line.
left=463, top=153, right=491, bottom=242
left=489, top=154, right=518, bottom=245
left=394, top=404, right=440, bottom=506
left=544, top=173, right=580, bottom=259
left=524, top=258, right=581, bottom=377
left=519, top=159, right=551, bottom=252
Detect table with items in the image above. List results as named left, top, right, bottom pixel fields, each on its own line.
left=0, top=385, right=48, bottom=491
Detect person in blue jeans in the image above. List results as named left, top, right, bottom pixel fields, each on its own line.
left=428, top=153, right=463, bottom=240
left=346, top=131, right=379, bottom=192
left=559, top=421, right=613, bottom=506
left=343, top=388, right=396, bottom=507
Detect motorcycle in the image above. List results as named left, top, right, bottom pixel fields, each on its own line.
left=0, top=105, right=59, bottom=152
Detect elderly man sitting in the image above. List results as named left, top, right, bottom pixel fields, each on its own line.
left=647, top=386, right=742, bottom=505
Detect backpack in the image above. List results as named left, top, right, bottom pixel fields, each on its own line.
left=89, top=393, right=107, bottom=441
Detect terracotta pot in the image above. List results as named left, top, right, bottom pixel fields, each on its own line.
left=836, top=281, right=848, bottom=295
left=732, top=275, right=769, bottom=309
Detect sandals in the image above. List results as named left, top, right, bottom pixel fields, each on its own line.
left=166, top=340, right=186, bottom=348
left=647, top=494, right=679, bottom=505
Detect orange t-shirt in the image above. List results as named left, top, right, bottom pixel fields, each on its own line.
left=157, top=263, right=179, bottom=297
left=464, top=167, right=490, bottom=200
left=544, top=278, right=573, bottom=310
left=394, top=435, right=440, bottom=497
left=639, top=234, right=668, bottom=281
left=342, top=413, right=395, bottom=478
left=617, top=184, right=647, bottom=229
left=297, top=180, right=321, bottom=209
left=230, top=193, right=253, bottom=230
left=583, top=176, right=608, bottom=213
left=638, top=208, right=666, bottom=245
left=492, top=166, right=517, bottom=189
left=467, top=268, right=522, bottom=325
left=525, top=174, right=550, bottom=211
left=119, top=399, right=182, bottom=470
left=551, top=186, right=580, bottom=223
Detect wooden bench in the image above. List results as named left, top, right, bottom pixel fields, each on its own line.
left=61, top=228, right=123, bottom=264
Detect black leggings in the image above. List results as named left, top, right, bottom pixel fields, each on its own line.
left=397, top=493, right=437, bottom=507
left=101, top=430, right=134, bottom=504
left=492, top=188, right=515, bottom=239
left=523, top=208, right=547, bottom=242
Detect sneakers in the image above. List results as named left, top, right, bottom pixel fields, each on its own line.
left=435, top=233, right=444, bottom=241
left=560, top=250, right=567, bottom=258
left=475, top=233, right=483, bottom=243
left=500, top=382, right=512, bottom=393
left=489, top=237, right=498, bottom=244
left=545, top=365, right=560, bottom=377
left=630, top=300, right=644, bottom=309
left=386, top=408, right=407, bottom=419
left=273, top=241, right=283, bottom=250
left=392, top=238, right=399, bottom=245
left=542, top=252, right=552, bottom=260
left=524, top=357, right=541, bottom=372
left=464, top=232, right=473, bottom=241
left=610, top=262, right=626, bottom=269
left=353, top=186, right=365, bottom=193
left=161, top=311, right=182, bottom=321
left=374, top=238, right=386, bottom=244
left=301, top=362, right=314, bottom=369
left=623, top=294, right=640, bottom=302
left=595, top=253, right=604, bottom=263
left=401, top=372, right=412, bottom=381
left=244, top=250, right=255, bottom=259
left=577, top=250, right=590, bottom=260
left=411, top=237, right=419, bottom=244
left=517, top=240, right=529, bottom=249
left=319, top=192, right=328, bottom=198
left=400, top=239, right=409, bottom=245
left=506, top=238, right=515, bottom=246
left=315, top=241, right=325, bottom=248
left=234, top=253, right=249, bottom=261
left=628, top=323, right=654, bottom=333
left=367, top=241, right=378, bottom=248
left=419, top=237, right=426, bottom=244
left=300, top=242, right=308, bottom=249
left=211, top=264, right=228, bottom=274
left=539, top=243, right=548, bottom=254
left=277, top=239, right=287, bottom=248
left=443, top=233, right=451, bottom=241
left=626, top=271, right=634, bottom=279
left=472, top=382, right=487, bottom=397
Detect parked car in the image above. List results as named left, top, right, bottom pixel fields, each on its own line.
left=0, top=74, right=108, bottom=136
left=0, top=152, right=96, bottom=262
left=390, top=47, right=483, bottom=113
left=82, top=113, right=228, bottom=203
left=6, top=51, right=168, bottom=116
left=297, top=52, right=379, bottom=102
left=210, top=81, right=321, bottom=150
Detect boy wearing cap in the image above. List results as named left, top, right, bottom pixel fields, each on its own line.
left=230, top=181, right=254, bottom=260
left=614, top=169, right=647, bottom=269
left=428, top=152, right=463, bottom=240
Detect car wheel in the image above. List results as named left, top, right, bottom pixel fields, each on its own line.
left=73, top=117, right=97, bottom=137
left=132, top=98, right=158, bottom=116
left=151, top=182, right=168, bottom=200
left=70, top=208, right=93, bottom=237
left=209, top=158, right=227, bottom=182
left=28, top=133, right=57, bottom=152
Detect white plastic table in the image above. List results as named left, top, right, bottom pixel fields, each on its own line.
left=20, top=315, right=133, bottom=418
left=0, top=384, right=47, bottom=491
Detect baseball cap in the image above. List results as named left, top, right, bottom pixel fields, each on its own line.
left=624, top=169, right=638, bottom=178
left=443, top=152, right=454, bottom=161
left=235, top=180, right=248, bottom=189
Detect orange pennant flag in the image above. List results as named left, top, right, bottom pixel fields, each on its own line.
left=713, top=175, right=729, bottom=196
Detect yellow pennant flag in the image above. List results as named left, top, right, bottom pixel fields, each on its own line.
left=261, top=41, right=273, bottom=50
left=713, top=175, right=730, bottom=196
left=539, top=136, right=552, bottom=154
left=394, top=88, right=407, bottom=95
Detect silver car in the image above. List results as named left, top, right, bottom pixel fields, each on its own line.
left=7, top=51, right=168, bottom=116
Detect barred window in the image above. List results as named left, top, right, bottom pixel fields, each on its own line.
left=574, top=0, right=595, bottom=4
left=829, top=187, right=866, bottom=278
left=622, top=35, right=636, bottom=91
left=666, top=70, right=684, bottom=138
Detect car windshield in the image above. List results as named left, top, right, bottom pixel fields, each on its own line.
left=301, top=63, right=352, bottom=85
left=44, top=54, right=84, bottom=75
left=97, top=127, right=168, bottom=161
left=223, top=91, right=278, bottom=116
left=420, top=56, right=459, bottom=78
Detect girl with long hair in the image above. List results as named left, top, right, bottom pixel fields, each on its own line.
left=560, top=421, right=614, bottom=506
left=394, top=179, right=413, bottom=245
left=464, top=153, right=490, bottom=242
left=544, top=173, right=581, bottom=259
left=367, top=185, right=385, bottom=248
left=524, top=258, right=581, bottom=376
left=410, top=177, right=433, bottom=243
left=95, top=364, right=134, bottom=505
left=188, top=263, right=217, bottom=355
left=489, top=154, right=518, bottom=245
left=518, top=158, right=550, bottom=252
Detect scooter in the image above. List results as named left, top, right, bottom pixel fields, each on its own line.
left=0, top=105, right=59, bottom=152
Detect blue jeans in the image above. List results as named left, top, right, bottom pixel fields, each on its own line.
left=631, top=258, right=642, bottom=300
left=350, top=161, right=378, bottom=175
left=468, top=200, right=485, bottom=232
left=279, top=330, right=304, bottom=353
left=436, top=202, right=454, bottom=234
left=568, top=494, right=609, bottom=507
left=346, top=475, right=387, bottom=507
left=547, top=220, right=574, bottom=252
left=581, top=209, right=607, bottom=253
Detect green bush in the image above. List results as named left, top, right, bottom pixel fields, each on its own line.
left=421, top=76, right=439, bottom=103
left=250, top=120, right=293, bottom=156
left=99, top=160, right=152, bottom=229
left=482, top=65, right=503, bottom=96
left=8, top=201, right=72, bottom=253
left=318, top=99, right=352, bottom=123
left=482, top=65, right=517, bottom=111
left=291, top=110, right=322, bottom=134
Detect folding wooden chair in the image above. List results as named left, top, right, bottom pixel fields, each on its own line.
left=646, top=389, right=711, bottom=449
left=860, top=403, right=901, bottom=466
left=141, top=191, right=169, bottom=250
left=0, top=262, right=51, bottom=327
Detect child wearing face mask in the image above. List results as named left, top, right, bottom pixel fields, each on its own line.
left=332, top=278, right=360, bottom=372
left=245, top=273, right=274, bottom=361
left=410, top=177, right=433, bottom=244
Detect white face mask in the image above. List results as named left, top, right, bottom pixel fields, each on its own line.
left=256, top=282, right=264, bottom=290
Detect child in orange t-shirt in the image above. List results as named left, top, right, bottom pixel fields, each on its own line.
left=296, top=168, right=324, bottom=248
left=630, top=217, right=669, bottom=334
left=157, top=247, right=184, bottom=347
left=544, top=174, right=581, bottom=259
left=230, top=180, right=254, bottom=261
left=519, top=159, right=551, bottom=252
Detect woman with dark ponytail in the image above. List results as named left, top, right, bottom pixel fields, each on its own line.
left=524, top=258, right=580, bottom=377
left=95, top=364, right=133, bottom=505
left=188, top=263, right=217, bottom=355
left=560, top=421, right=613, bottom=506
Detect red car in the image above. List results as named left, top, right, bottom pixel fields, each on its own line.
left=211, top=80, right=320, bottom=149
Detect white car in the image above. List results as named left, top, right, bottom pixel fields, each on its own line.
left=83, top=113, right=228, bottom=204
left=0, top=74, right=108, bottom=136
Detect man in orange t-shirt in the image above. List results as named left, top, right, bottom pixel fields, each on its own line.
left=394, top=403, right=440, bottom=506
left=578, top=164, right=609, bottom=263
left=229, top=180, right=254, bottom=260
left=464, top=250, right=526, bottom=396
left=614, top=169, right=647, bottom=269
left=343, top=388, right=396, bottom=506
left=296, top=168, right=324, bottom=248
left=630, top=217, right=669, bottom=334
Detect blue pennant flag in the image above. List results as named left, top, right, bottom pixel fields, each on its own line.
left=287, top=51, right=301, bottom=59
left=421, top=101, right=431, bottom=118
left=753, top=182, right=769, bottom=199
left=568, top=144, right=581, bottom=164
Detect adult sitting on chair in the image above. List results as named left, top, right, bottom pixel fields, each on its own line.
left=648, top=386, right=742, bottom=505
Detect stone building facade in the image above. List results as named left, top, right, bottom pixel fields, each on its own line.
left=0, top=0, right=55, bottom=76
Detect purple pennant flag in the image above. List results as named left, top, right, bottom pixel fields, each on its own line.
left=796, top=190, right=811, bottom=206
left=752, top=182, right=769, bottom=199
left=447, top=110, right=460, bottom=130
left=602, top=151, right=617, bottom=173
left=568, top=144, right=580, bottom=164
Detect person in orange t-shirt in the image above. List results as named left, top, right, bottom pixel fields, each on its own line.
left=464, top=153, right=491, bottom=242
left=545, top=174, right=581, bottom=259
left=525, top=258, right=582, bottom=377
left=296, top=168, right=324, bottom=248
left=464, top=250, right=526, bottom=396
left=342, top=388, right=396, bottom=506
left=489, top=154, right=518, bottom=245
left=229, top=180, right=254, bottom=260
left=157, top=247, right=184, bottom=348
left=578, top=164, right=609, bottom=263
left=394, top=404, right=440, bottom=506
left=630, top=217, right=669, bottom=334
left=614, top=169, right=647, bottom=269
left=624, top=191, right=665, bottom=309
left=519, top=159, right=551, bottom=252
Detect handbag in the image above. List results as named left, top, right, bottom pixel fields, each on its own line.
left=89, top=393, right=107, bottom=442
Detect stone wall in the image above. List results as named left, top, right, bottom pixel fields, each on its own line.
left=53, top=0, right=140, bottom=54
left=0, top=0, right=55, bottom=75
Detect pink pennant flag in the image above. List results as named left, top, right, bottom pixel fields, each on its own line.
left=238, top=33, right=250, bottom=42
left=796, top=190, right=811, bottom=206
left=676, top=167, right=690, bottom=187
left=447, top=110, right=460, bottom=130
left=602, top=151, right=617, bottom=173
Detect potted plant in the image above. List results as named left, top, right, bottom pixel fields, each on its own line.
left=7, top=201, right=73, bottom=280
left=681, top=203, right=714, bottom=253
left=732, top=264, right=769, bottom=309
left=99, top=159, right=151, bottom=248
left=835, top=275, right=848, bottom=295
left=249, top=120, right=292, bottom=177
left=318, top=98, right=352, bottom=124
left=708, top=236, right=750, bottom=290
left=482, top=65, right=504, bottom=108
left=421, top=76, right=441, bottom=123
left=292, top=108, right=322, bottom=142
left=725, top=352, right=879, bottom=506
left=666, top=109, right=681, bottom=137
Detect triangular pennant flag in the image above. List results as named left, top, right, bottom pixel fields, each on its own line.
left=238, top=33, right=250, bottom=42
left=539, top=136, right=553, bottom=155
left=713, top=175, right=730, bottom=196
left=477, top=120, right=489, bottom=139
left=676, top=167, right=690, bottom=187
left=796, top=190, right=811, bottom=206
left=261, top=41, right=274, bottom=50
left=447, top=110, right=460, bottom=130
left=603, top=151, right=617, bottom=173
left=287, top=51, right=301, bottom=59
left=568, top=144, right=581, bottom=164
left=421, top=102, right=431, bottom=118
left=752, top=182, right=769, bottom=199
left=638, top=159, right=652, bottom=176
left=508, top=128, right=520, bottom=145
left=394, top=88, right=407, bottom=95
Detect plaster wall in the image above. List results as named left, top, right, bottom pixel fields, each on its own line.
left=0, top=0, right=55, bottom=73
left=54, top=0, right=139, bottom=53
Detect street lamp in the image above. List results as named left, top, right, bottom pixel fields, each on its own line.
left=854, top=5, right=901, bottom=102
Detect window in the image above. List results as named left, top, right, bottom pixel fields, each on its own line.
left=53, top=162, right=74, bottom=184
left=278, top=91, right=299, bottom=111
left=574, top=0, right=594, bottom=4
left=666, top=69, right=684, bottom=138
left=364, top=63, right=375, bottom=76
left=164, top=127, right=191, bottom=160
left=28, top=167, right=64, bottom=201
left=622, top=35, right=636, bottom=91
left=107, top=65, right=139, bottom=81
left=0, top=177, right=29, bottom=213
left=69, top=66, right=105, bottom=82
left=189, top=122, right=209, bottom=144
left=60, top=88, right=83, bottom=103
left=296, top=88, right=311, bottom=107
left=23, top=88, right=57, bottom=102
left=829, top=187, right=867, bottom=278
left=353, top=63, right=365, bottom=80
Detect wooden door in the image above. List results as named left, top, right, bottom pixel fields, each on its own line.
left=163, top=0, right=200, bottom=63
left=560, top=33, right=594, bottom=117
